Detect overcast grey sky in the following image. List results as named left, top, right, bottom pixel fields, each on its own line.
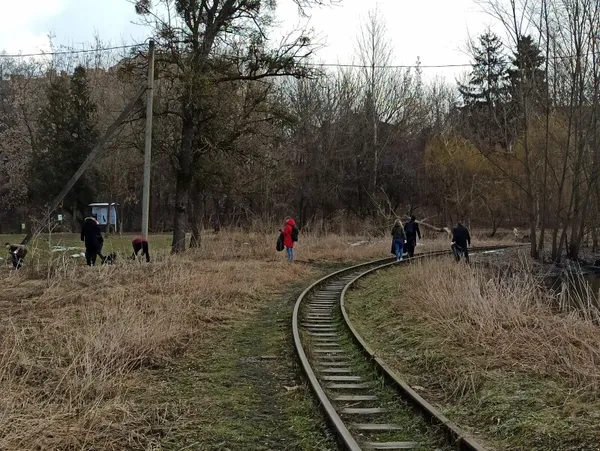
left=0, top=0, right=499, bottom=80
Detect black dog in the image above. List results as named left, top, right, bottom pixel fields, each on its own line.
left=100, top=253, right=117, bottom=265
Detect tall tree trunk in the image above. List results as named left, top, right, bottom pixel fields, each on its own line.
left=172, top=175, right=190, bottom=252
left=521, top=80, right=538, bottom=259
left=212, top=196, right=221, bottom=232
left=171, top=110, right=195, bottom=253
left=189, top=182, right=202, bottom=248
left=72, top=199, right=78, bottom=232
left=557, top=222, right=569, bottom=263
left=551, top=223, right=561, bottom=261
left=189, top=217, right=201, bottom=247
left=529, top=197, right=538, bottom=259
left=537, top=0, right=551, bottom=260
left=567, top=69, right=588, bottom=259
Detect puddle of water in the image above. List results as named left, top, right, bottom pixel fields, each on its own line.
left=546, top=269, right=600, bottom=313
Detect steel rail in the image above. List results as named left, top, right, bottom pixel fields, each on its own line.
left=293, top=245, right=520, bottom=450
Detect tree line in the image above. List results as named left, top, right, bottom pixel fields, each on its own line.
left=0, top=0, right=598, bottom=260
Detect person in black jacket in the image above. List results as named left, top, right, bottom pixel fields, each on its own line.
left=81, top=215, right=103, bottom=266
left=451, top=222, right=471, bottom=263
left=404, top=216, right=421, bottom=258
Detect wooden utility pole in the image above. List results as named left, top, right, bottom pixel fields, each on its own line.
left=20, top=85, right=147, bottom=246
left=141, top=39, right=155, bottom=239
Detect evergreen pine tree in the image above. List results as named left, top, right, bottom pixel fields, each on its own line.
left=30, top=66, right=98, bottom=221
left=508, top=35, right=547, bottom=108
left=458, top=31, right=513, bottom=151
left=458, top=32, right=509, bottom=108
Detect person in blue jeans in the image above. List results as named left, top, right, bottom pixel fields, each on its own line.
left=281, top=217, right=297, bottom=262
left=391, top=219, right=406, bottom=262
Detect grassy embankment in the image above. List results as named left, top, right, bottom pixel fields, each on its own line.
left=0, top=229, right=513, bottom=449
left=0, top=230, right=393, bottom=450
left=345, top=251, right=600, bottom=451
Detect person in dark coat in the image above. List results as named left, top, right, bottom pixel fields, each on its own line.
left=404, top=215, right=421, bottom=258
left=391, top=219, right=406, bottom=262
left=81, top=216, right=103, bottom=266
left=5, top=243, right=27, bottom=269
left=451, top=222, right=471, bottom=263
left=132, top=237, right=150, bottom=262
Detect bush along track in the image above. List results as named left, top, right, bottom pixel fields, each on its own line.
left=293, top=246, right=515, bottom=451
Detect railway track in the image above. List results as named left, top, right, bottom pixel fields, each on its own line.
left=293, top=246, right=515, bottom=451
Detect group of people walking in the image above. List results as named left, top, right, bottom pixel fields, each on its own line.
left=391, top=216, right=421, bottom=262
left=275, top=214, right=471, bottom=265
left=390, top=216, right=471, bottom=263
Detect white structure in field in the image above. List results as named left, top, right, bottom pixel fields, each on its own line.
left=88, top=203, right=118, bottom=227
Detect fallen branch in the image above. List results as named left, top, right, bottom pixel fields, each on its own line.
left=402, top=215, right=451, bottom=237
left=369, top=188, right=451, bottom=237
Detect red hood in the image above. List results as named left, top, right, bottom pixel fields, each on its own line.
left=286, top=218, right=296, bottom=227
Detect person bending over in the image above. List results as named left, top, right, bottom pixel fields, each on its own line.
left=5, top=243, right=27, bottom=269
left=132, top=237, right=150, bottom=262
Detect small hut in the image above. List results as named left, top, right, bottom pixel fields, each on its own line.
left=88, top=203, right=118, bottom=232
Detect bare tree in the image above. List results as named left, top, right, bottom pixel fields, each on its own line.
left=355, top=7, right=422, bottom=201
left=134, top=0, right=335, bottom=252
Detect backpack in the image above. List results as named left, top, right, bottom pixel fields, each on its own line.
left=276, top=233, right=284, bottom=252
left=291, top=226, right=299, bottom=242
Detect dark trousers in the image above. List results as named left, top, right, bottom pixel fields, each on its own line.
left=451, top=243, right=469, bottom=263
left=133, top=241, right=150, bottom=262
left=86, top=248, right=98, bottom=266
left=11, top=254, right=24, bottom=269
left=85, top=236, right=103, bottom=266
left=405, top=235, right=417, bottom=257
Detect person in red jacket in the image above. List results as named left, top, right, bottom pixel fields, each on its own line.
left=281, top=217, right=297, bottom=262
left=132, top=236, right=150, bottom=262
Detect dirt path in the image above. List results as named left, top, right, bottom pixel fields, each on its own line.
left=130, top=280, right=338, bottom=451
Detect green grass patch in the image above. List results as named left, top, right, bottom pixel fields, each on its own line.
left=345, top=262, right=600, bottom=451
left=128, top=284, right=338, bottom=451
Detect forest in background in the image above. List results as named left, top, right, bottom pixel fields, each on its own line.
left=0, top=0, right=598, bottom=260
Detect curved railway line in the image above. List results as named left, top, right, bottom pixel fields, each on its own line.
left=293, top=246, right=515, bottom=451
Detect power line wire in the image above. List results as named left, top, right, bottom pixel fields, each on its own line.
left=1, top=41, right=596, bottom=70
left=306, top=51, right=600, bottom=70
left=0, top=43, right=145, bottom=59
left=306, top=62, right=472, bottom=69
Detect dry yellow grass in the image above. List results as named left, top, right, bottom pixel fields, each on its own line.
left=0, top=229, right=516, bottom=449
left=0, top=231, right=395, bottom=449
left=397, top=257, right=600, bottom=392
left=0, top=258, right=313, bottom=449
left=346, top=251, right=600, bottom=449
